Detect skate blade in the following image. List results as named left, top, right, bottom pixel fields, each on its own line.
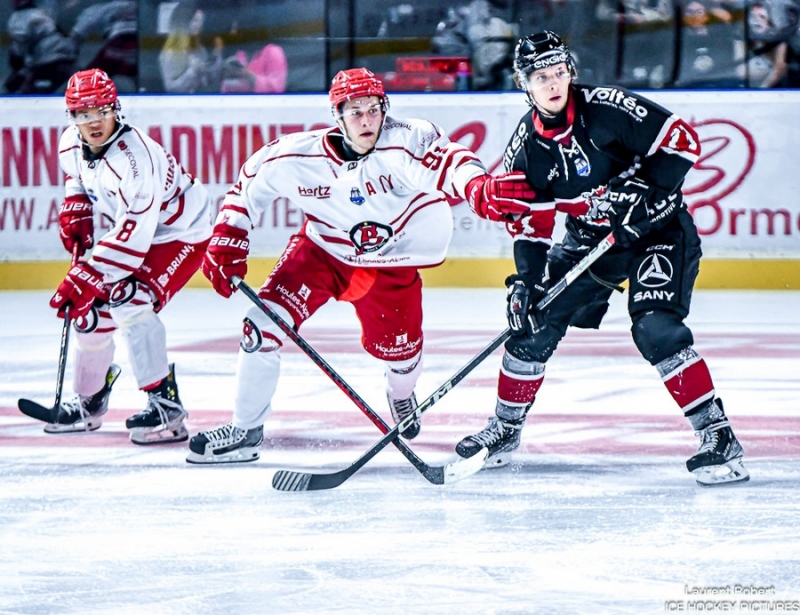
left=130, top=423, right=189, bottom=445
left=43, top=419, right=103, bottom=434
left=694, top=457, right=750, bottom=487
left=484, top=451, right=513, bottom=469
left=185, top=447, right=261, bottom=465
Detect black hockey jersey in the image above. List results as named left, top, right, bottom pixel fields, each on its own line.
left=502, top=83, right=701, bottom=248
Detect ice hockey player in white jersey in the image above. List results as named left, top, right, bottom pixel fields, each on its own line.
left=41, top=68, right=214, bottom=444
left=187, top=67, right=535, bottom=464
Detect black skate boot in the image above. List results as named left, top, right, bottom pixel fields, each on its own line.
left=686, top=399, right=749, bottom=486
left=186, top=423, right=264, bottom=464
left=44, top=364, right=122, bottom=433
left=388, top=393, right=420, bottom=439
left=125, top=364, right=188, bottom=445
left=456, top=414, right=527, bottom=468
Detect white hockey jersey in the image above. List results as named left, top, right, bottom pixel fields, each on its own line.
left=58, top=124, right=214, bottom=283
left=220, top=116, right=486, bottom=268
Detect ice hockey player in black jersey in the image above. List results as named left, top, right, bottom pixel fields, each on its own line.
left=456, top=30, right=749, bottom=486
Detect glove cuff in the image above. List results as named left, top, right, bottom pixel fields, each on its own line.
left=465, top=174, right=490, bottom=218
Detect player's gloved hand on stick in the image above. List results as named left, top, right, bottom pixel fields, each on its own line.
left=466, top=172, right=535, bottom=222
left=58, top=196, right=94, bottom=257
left=49, top=262, right=109, bottom=321
left=605, top=176, right=654, bottom=248
left=202, top=224, right=249, bottom=298
left=505, top=274, right=546, bottom=336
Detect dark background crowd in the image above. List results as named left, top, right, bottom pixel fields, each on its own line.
left=3, top=0, right=799, bottom=95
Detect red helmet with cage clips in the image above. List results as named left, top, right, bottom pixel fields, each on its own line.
left=65, top=68, right=118, bottom=112
left=329, top=68, right=388, bottom=116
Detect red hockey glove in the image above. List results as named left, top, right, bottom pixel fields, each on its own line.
left=58, top=195, right=94, bottom=257
left=50, top=262, right=109, bottom=321
left=466, top=172, right=535, bottom=222
left=202, top=224, right=249, bottom=298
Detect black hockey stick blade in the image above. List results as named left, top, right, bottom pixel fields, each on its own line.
left=17, top=398, right=59, bottom=423
left=270, top=328, right=509, bottom=492
left=272, top=446, right=487, bottom=492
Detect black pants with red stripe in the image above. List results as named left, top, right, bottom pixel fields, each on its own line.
left=506, top=209, right=702, bottom=366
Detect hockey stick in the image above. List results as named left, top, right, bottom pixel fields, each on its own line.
left=18, top=245, right=81, bottom=424
left=269, top=233, right=616, bottom=491
left=233, top=277, right=489, bottom=488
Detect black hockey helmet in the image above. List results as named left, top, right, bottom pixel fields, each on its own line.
left=513, top=31, right=577, bottom=103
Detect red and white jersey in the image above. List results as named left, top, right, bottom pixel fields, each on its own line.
left=59, top=124, right=214, bottom=283
left=220, top=116, right=486, bottom=268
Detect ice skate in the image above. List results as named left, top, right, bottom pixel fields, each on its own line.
left=125, top=364, right=188, bottom=444
left=388, top=392, right=420, bottom=440
left=456, top=415, right=526, bottom=468
left=687, top=418, right=749, bottom=487
left=186, top=423, right=264, bottom=464
left=44, top=364, right=122, bottom=433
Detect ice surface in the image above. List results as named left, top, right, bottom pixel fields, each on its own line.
left=1, top=288, right=798, bottom=614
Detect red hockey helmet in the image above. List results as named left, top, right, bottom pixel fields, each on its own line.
left=329, top=68, right=388, bottom=114
left=65, top=68, right=118, bottom=112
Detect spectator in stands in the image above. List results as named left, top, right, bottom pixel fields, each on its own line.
left=70, top=0, right=137, bottom=91
left=736, top=0, right=789, bottom=86
left=4, top=0, right=78, bottom=94
left=431, top=0, right=518, bottom=90
left=595, top=0, right=674, bottom=87
left=220, top=44, right=288, bottom=93
left=676, top=0, right=740, bottom=86
left=159, top=0, right=223, bottom=93
left=753, top=0, right=800, bottom=85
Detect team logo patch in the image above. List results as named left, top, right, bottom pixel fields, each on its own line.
left=73, top=307, right=99, bottom=333
left=349, top=220, right=393, bottom=254
left=350, top=187, right=365, bottom=205
left=637, top=254, right=674, bottom=288
left=109, top=279, right=136, bottom=307
left=240, top=317, right=263, bottom=353
left=558, top=137, right=592, bottom=178
left=662, top=120, right=701, bottom=156
left=348, top=162, right=358, bottom=171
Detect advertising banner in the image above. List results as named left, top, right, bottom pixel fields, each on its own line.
left=1, top=90, right=798, bottom=262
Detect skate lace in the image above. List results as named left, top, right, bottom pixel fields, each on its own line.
left=390, top=397, right=416, bottom=422
left=695, top=420, right=728, bottom=454
left=146, top=392, right=184, bottom=425
left=60, top=395, right=90, bottom=420
left=469, top=417, right=507, bottom=448
left=204, top=423, right=248, bottom=445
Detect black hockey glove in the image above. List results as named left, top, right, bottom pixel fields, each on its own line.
left=505, top=274, right=546, bottom=336
left=605, top=176, right=653, bottom=248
